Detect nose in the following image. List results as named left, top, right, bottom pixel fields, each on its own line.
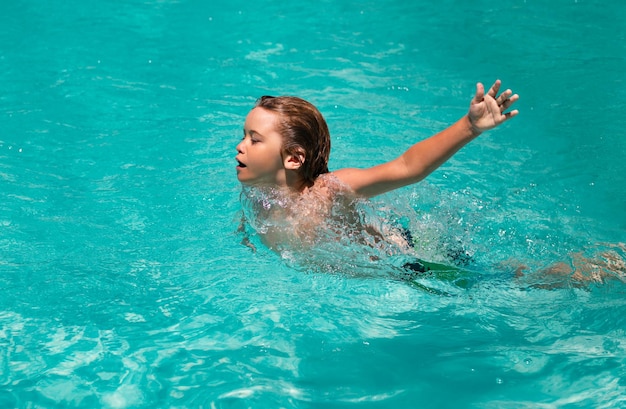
left=236, top=139, right=245, bottom=153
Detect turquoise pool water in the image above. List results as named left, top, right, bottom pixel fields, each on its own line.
left=2, top=0, right=626, bottom=407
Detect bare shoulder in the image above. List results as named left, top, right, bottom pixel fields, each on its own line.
left=328, top=168, right=364, bottom=188
left=311, top=172, right=355, bottom=198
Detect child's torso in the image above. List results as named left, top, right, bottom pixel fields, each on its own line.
left=241, top=173, right=411, bottom=255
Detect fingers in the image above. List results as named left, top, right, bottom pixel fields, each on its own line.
left=498, top=92, right=518, bottom=111
left=496, top=89, right=513, bottom=105
left=472, top=82, right=485, bottom=103
left=496, top=89, right=519, bottom=112
left=486, top=79, right=501, bottom=98
left=488, top=80, right=519, bottom=107
left=470, top=79, right=519, bottom=128
left=484, top=80, right=518, bottom=110
left=503, top=109, right=519, bottom=120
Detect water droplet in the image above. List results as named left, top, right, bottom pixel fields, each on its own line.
left=524, top=358, right=532, bottom=365
left=495, top=377, right=503, bottom=385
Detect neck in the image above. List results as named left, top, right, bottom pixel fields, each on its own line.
left=243, top=171, right=309, bottom=195
left=283, top=169, right=309, bottom=193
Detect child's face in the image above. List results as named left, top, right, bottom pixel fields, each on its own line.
left=236, top=107, right=287, bottom=187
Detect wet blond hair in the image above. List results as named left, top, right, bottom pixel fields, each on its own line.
left=255, top=96, right=331, bottom=187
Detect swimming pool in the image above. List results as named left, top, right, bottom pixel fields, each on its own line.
left=1, top=0, right=625, bottom=407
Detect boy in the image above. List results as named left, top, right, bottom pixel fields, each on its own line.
left=235, top=80, right=519, bottom=268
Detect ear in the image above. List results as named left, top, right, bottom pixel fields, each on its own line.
left=283, top=149, right=306, bottom=170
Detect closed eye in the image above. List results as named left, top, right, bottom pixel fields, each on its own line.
left=245, top=131, right=262, bottom=144
left=243, top=129, right=264, bottom=144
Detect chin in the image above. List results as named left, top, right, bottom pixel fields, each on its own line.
left=236, top=176, right=256, bottom=186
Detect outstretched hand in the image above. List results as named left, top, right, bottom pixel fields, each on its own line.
left=468, top=80, right=519, bottom=134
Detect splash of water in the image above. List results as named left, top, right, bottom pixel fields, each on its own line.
left=237, top=177, right=474, bottom=288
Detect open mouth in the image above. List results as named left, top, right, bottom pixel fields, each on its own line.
left=236, top=160, right=246, bottom=168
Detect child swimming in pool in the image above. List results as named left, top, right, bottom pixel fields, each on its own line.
left=236, top=80, right=518, bottom=275
left=236, top=79, right=517, bottom=248
left=236, top=80, right=625, bottom=284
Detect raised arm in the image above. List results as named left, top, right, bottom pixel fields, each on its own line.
left=333, top=80, right=519, bottom=197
